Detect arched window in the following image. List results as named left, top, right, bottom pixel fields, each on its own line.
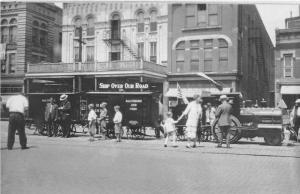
left=111, top=13, right=121, bottom=40
left=219, top=38, right=228, bottom=66
left=86, top=16, right=95, bottom=36
left=73, top=17, right=82, bottom=37
left=40, top=23, right=47, bottom=48
left=176, top=41, right=185, bottom=72
left=9, top=18, right=17, bottom=25
left=136, top=10, right=145, bottom=32
left=32, top=21, right=39, bottom=46
left=149, top=9, right=157, bottom=32
left=1, top=19, right=8, bottom=25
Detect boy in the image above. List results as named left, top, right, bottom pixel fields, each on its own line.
left=113, top=105, right=123, bottom=142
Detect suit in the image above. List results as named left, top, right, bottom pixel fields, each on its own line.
left=44, top=102, right=58, bottom=136
left=215, top=102, right=232, bottom=147
left=59, top=100, right=71, bottom=137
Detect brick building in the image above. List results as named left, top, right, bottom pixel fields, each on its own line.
left=25, top=2, right=168, bottom=125
left=166, top=4, right=274, bottom=107
left=274, top=8, right=300, bottom=109
left=0, top=2, right=62, bottom=117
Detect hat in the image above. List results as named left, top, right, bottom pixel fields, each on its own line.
left=88, top=104, right=94, bottom=109
left=219, top=95, right=228, bottom=101
left=114, top=105, right=120, bottom=109
left=60, top=94, right=68, bottom=101
left=296, top=99, right=300, bottom=104
left=100, top=102, right=108, bottom=107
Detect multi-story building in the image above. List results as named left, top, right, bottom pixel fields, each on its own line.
left=25, top=2, right=168, bottom=125
left=166, top=4, right=274, bottom=108
left=0, top=2, right=62, bottom=117
left=274, top=9, right=300, bottom=109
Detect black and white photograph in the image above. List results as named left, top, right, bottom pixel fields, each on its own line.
left=1, top=0, right=300, bottom=193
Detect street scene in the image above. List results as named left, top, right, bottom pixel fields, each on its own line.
left=1, top=1, right=300, bottom=194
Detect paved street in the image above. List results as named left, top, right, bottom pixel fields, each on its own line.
left=1, top=121, right=300, bottom=194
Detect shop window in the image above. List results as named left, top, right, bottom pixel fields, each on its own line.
left=186, top=4, right=196, bottom=28
left=86, top=46, right=94, bottom=62
left=150, top=42, right=157, bottom=63
left=283, top=54, right=293, bottom=78
left=137, top=42, right=144, bottom=58
left=137, top=11, right=145, bottom=33
left=87, top=16, right=95, bottom=36
left=150, top=10, right=157, bottom=32
left=1, top=27, right=9, bottom=43
left=8, top=53, right=16, bottom=73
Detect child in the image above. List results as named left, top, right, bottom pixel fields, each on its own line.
left=113, top=105, right=123, bottom=142
left=88, top=104, right=97, bottom=141
left=162, top=111, right=178, bottom=147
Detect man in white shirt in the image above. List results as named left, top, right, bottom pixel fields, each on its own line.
left=113, top=105, right=123, bottom=142
left=177, top=94, right=202, bottom=148
left=6, top=93, right=29, bottom=150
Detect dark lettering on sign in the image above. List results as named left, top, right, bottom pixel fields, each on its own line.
left=98, top=82, right=149, bottom=90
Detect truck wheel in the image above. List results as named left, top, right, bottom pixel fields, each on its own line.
left=264, top=133, right=283, bottom=146
left=212, top=115, right=242, bottom=144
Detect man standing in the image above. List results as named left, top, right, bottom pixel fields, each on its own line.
left=44, top=97, right=58, bottom=137
left=177, top=94, right=202, bottom=148
left=99, top=102, right=108, bottom=139
left=215, top=95, right=232, bottom=148
left=290, top=99, right=300, bottom=138
left=6, top=93, right=29, bottom=150
left=58, top=94, right=71, bottom=138
left=206, top=102, right=216, bottom=141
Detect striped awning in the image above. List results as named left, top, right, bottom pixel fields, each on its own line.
left=165, top=87, right=231, bottom=98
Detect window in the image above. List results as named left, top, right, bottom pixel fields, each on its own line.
left=1, top=19, right=8, bottom=25
left=74, top=47, right=80, bottom=62
left=74, top=17, right=82, bottom=37
left=150, top=42, right=157, bottom=63
left=40, top=30, right=47, bottom=48
left=32, top=21, right=39, bottom=46
left=9, top=26, right=17, bottom=43
left=150, top=10, right=157, bottom=32
left=197, top=4, right=206, bottom=27
left=111, top=14, right=120, bottom=40
left=75, top=27, right=82, bottom=38
left=283, top=54, right=293, bottom=78
left=87, top=16, right=95, bottom=36
left=190, top=61, right=199, bottom=71
left=176, top=41, right=185, bottom=72
left=186, top=4, right=196, bottom=28
left=137, top=42, right=144, bottom=58
left=137, top=11, right=145, bottom=32
left=32, top=55, right=40, bottom=63
left=59, top=32, right=62, bottom=44
left=86, top=46, right=94, bottom=62
left=110, top=43, right=121, bottom=61
left=208, top=5, right=219, bottom=26
left=1, top=59, right=6, bottom=73
left=8, top=53, right=16, bottom=73
left=190, top=40, right=199, bottom=71
left=1, top=27, right=9, bottom=43
left=219, top=39, right=228, bottom=65
left=204, top=39, right=213, bottom=72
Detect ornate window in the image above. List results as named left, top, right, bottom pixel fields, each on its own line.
left=137, top=10, right=145, bottom=33
left=149, top=9, right=157, bottom=32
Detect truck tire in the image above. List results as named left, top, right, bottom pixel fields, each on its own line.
left=212, top=115, right=242, bottom=144
left=264, top=133, right=283, bottom=146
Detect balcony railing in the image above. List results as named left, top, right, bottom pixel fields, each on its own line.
left=27, top=60, right=167, bottom=75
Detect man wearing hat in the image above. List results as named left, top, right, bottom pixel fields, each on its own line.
left=290, top=99, right=300, bottom=138
left=99, top=102, right=108, bottom=139
left=177, top=94, right=203, bottom=148
left=215, top=95, right=232, bottom=148
left=58, top=94, right=71, bottom=138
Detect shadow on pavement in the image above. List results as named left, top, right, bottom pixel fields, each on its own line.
left=202, top=151, right=300, bottom=159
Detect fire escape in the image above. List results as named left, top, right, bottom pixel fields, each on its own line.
left=102, top=30, right=142, bottom=60
left=248, top=27, right=269, bottom=99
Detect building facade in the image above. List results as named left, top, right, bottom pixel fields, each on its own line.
left=0, top=2, right=62, bottom=117
left=25, top=2, right=168, bottom=126
left=274, top=10, right=300, bottom=109
left=166, top=4, right=274, bottom=108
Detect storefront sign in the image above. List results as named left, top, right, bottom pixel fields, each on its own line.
left=98, top=82, right=149, bottom=90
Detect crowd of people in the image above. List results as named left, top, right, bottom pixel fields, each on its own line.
left=4, top=91, right=300, bottom=150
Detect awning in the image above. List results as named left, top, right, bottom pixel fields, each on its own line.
left=280, top=85, right=300, bottom=94
left=165, top=87, right=231, bottom=98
